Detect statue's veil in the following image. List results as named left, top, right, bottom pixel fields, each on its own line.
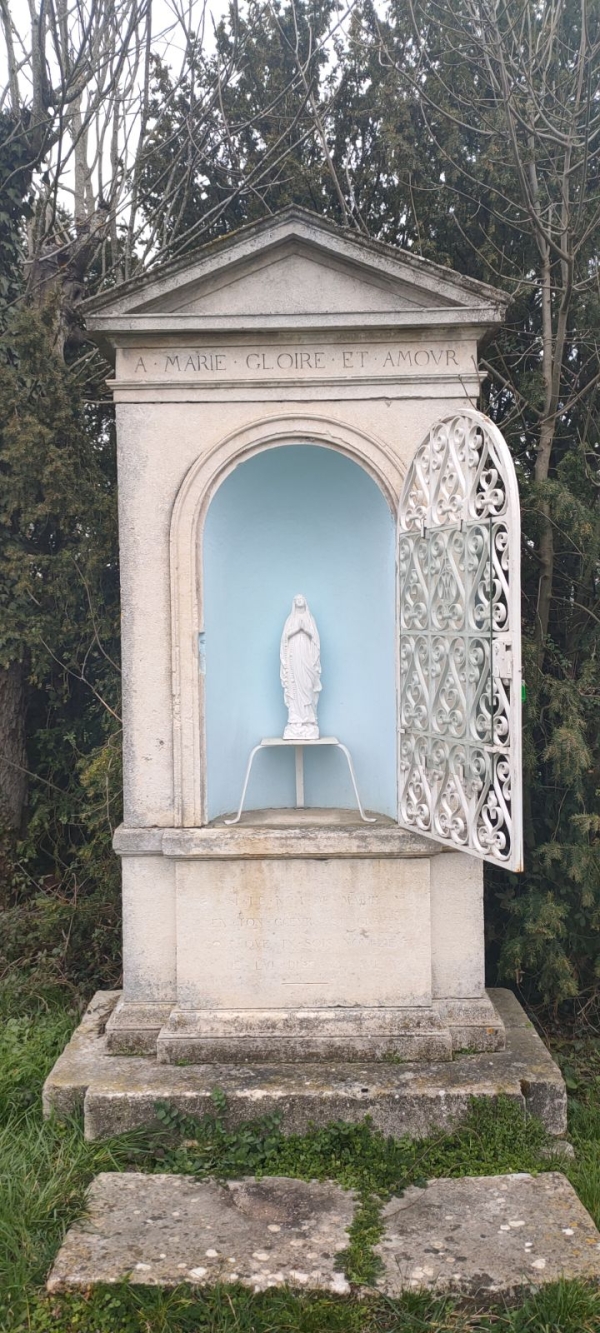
left=280, top=596, right=321, bottom=705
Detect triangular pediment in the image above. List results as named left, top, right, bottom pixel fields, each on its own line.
left=84, top=208, right=508, bottom=335
left=140, top=244, right=451, bottom=317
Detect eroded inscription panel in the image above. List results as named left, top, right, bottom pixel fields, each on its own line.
left=175, top=858, right=431, bottom=1009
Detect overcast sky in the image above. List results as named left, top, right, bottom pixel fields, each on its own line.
left=0, top=0, right=233, bottom=101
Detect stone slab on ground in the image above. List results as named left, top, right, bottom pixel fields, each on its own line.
left=47, top=1171, right=600, bottom=1300
left=47, top=1173, right=354, bottom=1295
left=375, top=1172, right=600, bottom=1298
left=43, top=988, right=567, bottom=1140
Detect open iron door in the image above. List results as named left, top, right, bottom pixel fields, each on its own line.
left=398, top=410, right=523, bottom=871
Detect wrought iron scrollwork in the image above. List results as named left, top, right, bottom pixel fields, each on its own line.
left=398, top=412, right=523, bottom=870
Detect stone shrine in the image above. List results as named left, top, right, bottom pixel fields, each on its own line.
left=48, top=209, right=537, bottom=1095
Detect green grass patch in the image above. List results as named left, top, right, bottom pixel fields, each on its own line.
left=1, top=1002, right=599, bottom=1332
left=553, top=1034, right=600, bottom=1226
left=0, top=1009, right=75, bottom=1120
left=149, top=1089, right=552, bottom=1189
left=22, top=1278, right=600, bottom=1332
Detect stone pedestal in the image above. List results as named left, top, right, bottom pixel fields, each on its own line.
left=105, top=810, right=504, bottom=1063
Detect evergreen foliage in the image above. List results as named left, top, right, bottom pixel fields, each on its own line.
left=0, top=93, right=122, bottom=1002
left=1, top=0, right=599, bottom=1013
left=0, top=113, right=35, bottom=313
left=0, top=301, right=121, bottom=1000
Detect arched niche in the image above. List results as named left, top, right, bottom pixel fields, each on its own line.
left=202, top=444, right=397, bottom=819
left=170, top=413, right=405, bottom=826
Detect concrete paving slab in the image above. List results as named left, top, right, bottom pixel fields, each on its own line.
left=47, top=1173, right=354, bottom=1295
left=42, top=988, right=567, bottom=1140
left=375, top=1172, right=600, bottom=1297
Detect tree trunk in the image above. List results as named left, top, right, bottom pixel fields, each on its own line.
left=532, top=240, right=558, bottom=662
left=0, top=661, right=26, bottom=832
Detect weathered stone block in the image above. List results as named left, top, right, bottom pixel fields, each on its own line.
left=156, top=1004, right=454, bottom=1065
left=375, top=1172, right=600, bottom=1296
left=47, top=1174, right=355, bottom=1295
left=42, top=987, right=567, bottom=1141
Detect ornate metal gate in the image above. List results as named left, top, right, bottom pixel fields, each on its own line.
left=398, top=410, right=523, bottom=871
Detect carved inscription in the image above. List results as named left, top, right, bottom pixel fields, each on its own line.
left=165, top=352, right=227, bottom=373
left=382, top=347, right=458, bottom=368
left=122, top=341, right=473, bottom=382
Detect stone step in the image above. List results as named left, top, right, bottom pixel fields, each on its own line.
left=375, top=1172, right=600, bottom=1297
left=47, top=1171, right=600, bottom=1299
left=47, top=1174, right=355, bottom=1296
left=43, top=988, right=566, bottom=1141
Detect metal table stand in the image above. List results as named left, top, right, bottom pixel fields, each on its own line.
left=224, top=736, right=376, bottom=825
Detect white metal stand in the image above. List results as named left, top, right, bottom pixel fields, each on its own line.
left=224, top=736, right=376, bottom=825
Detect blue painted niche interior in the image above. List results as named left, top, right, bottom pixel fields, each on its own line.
left=203, top=444, right=396, bottom=819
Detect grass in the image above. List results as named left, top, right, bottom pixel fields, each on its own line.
left=0, top=1003, right=599, bottom=1332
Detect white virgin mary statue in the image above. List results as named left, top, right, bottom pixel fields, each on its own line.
left=280, top=595, right=322, bottom=740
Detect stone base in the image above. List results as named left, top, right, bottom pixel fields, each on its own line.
left=43, top=988, right=567, bottom=1141
left=115, top=821, right=492, bottom=1065
left=106, top=1002, right=174, bottom=1056
left=156, top=1006, right=456, bottom=1064
left=105, top=993, right=505, bottom=1064
left=440, top=997, right=506, bottom=1054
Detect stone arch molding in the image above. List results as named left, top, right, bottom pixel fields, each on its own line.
left=170, top=412, right=406, bottom=825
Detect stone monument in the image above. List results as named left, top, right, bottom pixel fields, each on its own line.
left=44, top=209, right=566, bottom=1138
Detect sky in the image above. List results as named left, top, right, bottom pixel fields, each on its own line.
left=0, top=0, right=358, bottom=241
left=0, top=0, right=232, bottom=108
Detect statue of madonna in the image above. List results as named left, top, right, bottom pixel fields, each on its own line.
left=280, top=594, right=322, bottom=740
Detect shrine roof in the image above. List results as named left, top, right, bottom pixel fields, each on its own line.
left=83, top=205, right=509, bottom=338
